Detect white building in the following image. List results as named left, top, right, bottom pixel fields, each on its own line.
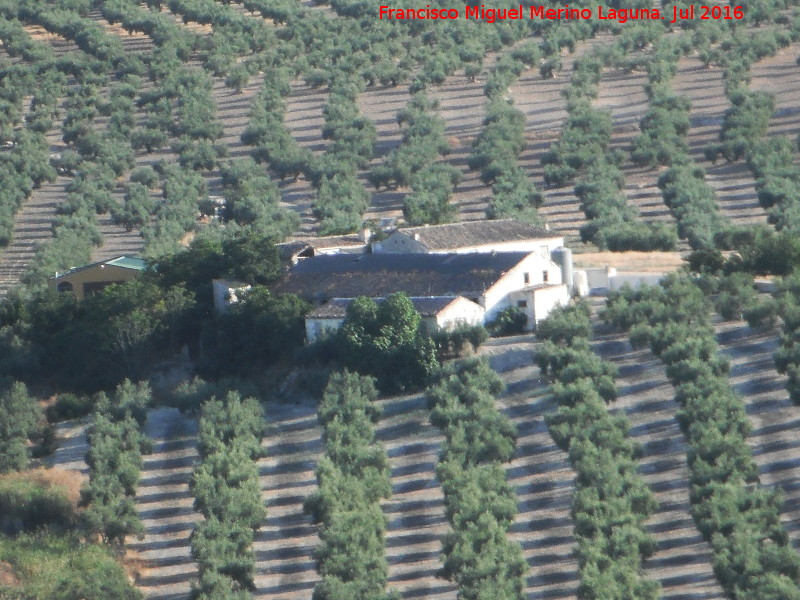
left=305, top=296, right=485, bottom=343
left=272, top=251, right=569, bottom=332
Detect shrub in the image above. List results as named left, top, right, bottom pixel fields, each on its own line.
left=0, top=381, right=42, bottom=473
left=46, top=393, right=94, bottom=422
left=0, top=475, right=75, bottom=534
left=487, top=307, right=527, bottom=336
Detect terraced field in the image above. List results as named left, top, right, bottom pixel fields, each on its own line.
left=38, top=301, right=800, bottom=600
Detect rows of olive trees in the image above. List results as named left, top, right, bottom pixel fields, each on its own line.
left=705, top=23, right=800, bottom=236
left=469, top=42, right=545, bottom=223
left=427, top=358, right=527, bottom=600
left=164, top=0, right=276, bottom=86
left=80, top=380, right=151, bottom=545
left=544, top=27, right=677, bottom=250
left=303, top=372, right=395, bottom=600
left=25, top=70, right=142, bottom=287
left=603, top=276, right=800, bottom=598
left=535, top=301, right=661, bottom=600
left=241, top=68, right=311, bottom=181
left=309, top=76, right=376, bottom=235
left=630, top=34, right=732, bottom=250
left=0, top=1, right=157, bottom=289
left=17, top=1, right=127, bottom=67
left=0, top=17, right=60, bottom=247
left=370, top=92, right=460, bottom=225
left=190, top=393, right=267, bottom=600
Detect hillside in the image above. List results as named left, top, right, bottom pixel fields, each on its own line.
left=0, top=2, right=798, bottom=292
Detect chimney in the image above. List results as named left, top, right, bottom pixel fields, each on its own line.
left=359, top=227, right=372, bottom=243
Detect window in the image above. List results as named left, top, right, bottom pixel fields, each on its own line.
left=517, top=300, right=527, bottom=308
left=523, top=272, right=530, bottom=284
left=542, top=270, right=549, bottom=282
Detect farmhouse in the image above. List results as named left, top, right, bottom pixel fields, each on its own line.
left=272, top=251, right=570, bottom=333
left=50, top=255, right=146, bottom=301
left=372, top=219, right=564, bottom=256
left=305, top=295, right=485, bottom=343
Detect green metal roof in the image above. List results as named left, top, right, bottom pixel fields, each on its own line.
left=51, top=255, right=147, bottom=279
left=105, top=256, right=147, bottom=271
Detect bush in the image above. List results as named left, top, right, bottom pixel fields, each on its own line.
left=46, top=393, right=94, bottom=422
left=0, top=475, right=75, bottom=534
left=487, top=307, right=527, bottom=336
left=0, top=381, right=42, bottom=473
left=432, top=325, right=488, bottom=359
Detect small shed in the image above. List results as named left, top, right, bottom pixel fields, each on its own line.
left=508, top=283, right=570, bottom=329
left=50, top=256, right=146, bottom=301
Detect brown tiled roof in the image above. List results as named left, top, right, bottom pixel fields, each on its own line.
left=308, top=296, right=461, bottom=319
left=272, top=252, right=529, bottom=302
left=396, top=219, right=559, bottom=250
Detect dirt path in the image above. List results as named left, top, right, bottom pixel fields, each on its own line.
left=129, top=407, right=199, bottom=600
left=253, top=398, right=322, bottom=598
left=716, top=320, right=800, bottom=549
left=359, top=84, right=411, bottom=226
left=376, top=392, right=456, bottom=599
left=480, top=335, right=581, bottom=599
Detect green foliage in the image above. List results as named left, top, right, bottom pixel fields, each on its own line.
left=542, top=102, right=612, bottom=187
left=575, top=166, right=677, bottom=251
left=604, top=276, right=800, bottom=595
left=204, top=287, right=309, bottom=377
left=486, top=306, right=527, bottom=336
left=0, top=531, right=142, bottom=600
left=306, top=372, right=394, bottom=600
left=0, top=381, right=41, bottom=473
left=218, top=158, right=298, bottom=239
left=79, top=380, right=150, bottom=545
left=0, top=475, right=74, bottom=534
left=658, top=165, right=729, bottom=250
left=470, top=98, right=542, bottom=222
left=536, top=301, right=659, bottom=599
left=190, top=392, right=266, bottom=597
left=711, top=89, right=775, bottom=163
left=323, top=293, right=439, bottom=394
left=426, top=358, right=525, bottom=598
left=631, top=92, right=691, bottom=167
left=432, top=325, right=488, bottom=360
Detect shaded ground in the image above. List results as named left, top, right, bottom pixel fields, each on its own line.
left=591, top=314, right=727, bottom=600
left=716, top=319, right=800, bottom=549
